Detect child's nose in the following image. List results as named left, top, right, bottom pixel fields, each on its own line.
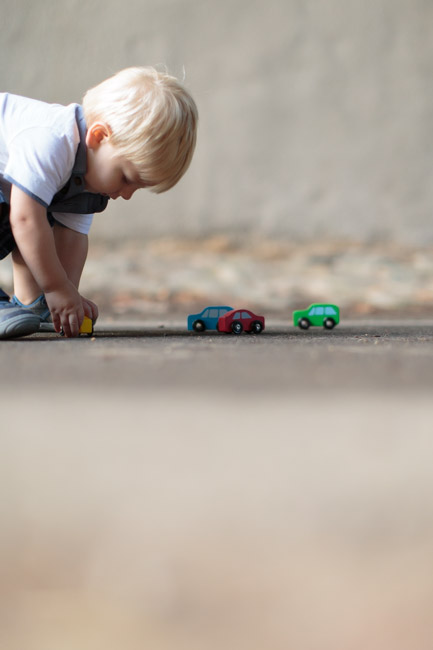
left=121, top=186, right=136, bottom=200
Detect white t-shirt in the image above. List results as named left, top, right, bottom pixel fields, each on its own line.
left=0, top=92, right=93, bottom=234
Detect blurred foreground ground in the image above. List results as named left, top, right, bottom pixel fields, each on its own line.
left=2, top=239, right=433, bottom=650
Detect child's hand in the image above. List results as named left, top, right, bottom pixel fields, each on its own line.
left=45, top=281, right=87, bottom=337
left=82, top=297, right=99, bottom=324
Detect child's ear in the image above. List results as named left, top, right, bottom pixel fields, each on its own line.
left=86, top=122, right=111, bottom=148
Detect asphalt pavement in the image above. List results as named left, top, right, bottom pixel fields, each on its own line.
left=2, top=317, right=433, bottom=392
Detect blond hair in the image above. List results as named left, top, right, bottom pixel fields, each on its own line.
left=82, top=67, right=198, bottom=193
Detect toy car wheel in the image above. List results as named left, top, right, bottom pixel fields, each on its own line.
left=193, top=320, right=205, bottom=332
left=250, top=321, right=263, bottom=334
left=299, top=318, right=310, bottom=330
left=231, top=321, right=243, bottom=334
left=324, top=318, right=336, bottom=329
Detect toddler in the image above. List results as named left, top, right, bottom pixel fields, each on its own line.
left=0, top=66, right=198, bottom=338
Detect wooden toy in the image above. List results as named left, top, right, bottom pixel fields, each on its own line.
left=293, top=304, right=340, bottom=330
left=217, top=308, right=265, bottom=334
left=60, top=315, right=94, bottom=337
left=187, top=305, right=233, bottom=332
left=79, top=316, right=94, bottom=335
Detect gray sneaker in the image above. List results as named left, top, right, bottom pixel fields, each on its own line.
left=0, top=295, right=41, bottom=339
left=11, top=294, right=54, bottom=332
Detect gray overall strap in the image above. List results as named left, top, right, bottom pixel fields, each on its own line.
left=48, top=105, right=109, bottom=215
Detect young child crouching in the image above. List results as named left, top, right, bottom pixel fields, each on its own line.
left=0, top=66, right=198, bottom=338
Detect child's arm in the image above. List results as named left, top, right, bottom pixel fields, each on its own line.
left=9, top=185, right=89, bottom=337
left=52, top=222, right=99, bottom=323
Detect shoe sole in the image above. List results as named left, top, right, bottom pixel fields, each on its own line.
left=39, top=322, right=55, bottom=332
left=0, top=314, right=41, bottom=339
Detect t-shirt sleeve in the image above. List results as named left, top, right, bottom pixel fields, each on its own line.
left=51, top=211, right=94, bottom=235
left=3, top=127, right=76, bottom=207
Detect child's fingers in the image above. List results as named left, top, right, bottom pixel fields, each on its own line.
left=62, top=318, right=76, bottom=338
left=83, top=302, right=93, bottom=319
left=51, top=312, right=61, bottom=333
left=60, top=316, right=73, bottom=338
left=59, top=309, right=84, bottom=337
left=83, top=299, right=98, bottom=323
left=91, top=302, right=99, bottom=322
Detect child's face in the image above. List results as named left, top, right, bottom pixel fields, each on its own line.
left=85, top=124, right=147, bottom=199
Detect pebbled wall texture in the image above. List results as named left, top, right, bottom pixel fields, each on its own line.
left=1, top=0, right=432, bottom=245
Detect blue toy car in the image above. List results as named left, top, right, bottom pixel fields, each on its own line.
left=187, top=305, right=233, bottom=332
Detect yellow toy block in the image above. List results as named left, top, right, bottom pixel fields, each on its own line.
left=80, top=316, right=94, bottom=335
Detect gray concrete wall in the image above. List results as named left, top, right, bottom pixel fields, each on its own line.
left=2, top=0, right=432, bottom=244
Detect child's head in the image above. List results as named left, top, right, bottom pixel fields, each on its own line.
left=82, top=67, right=198, bottom=194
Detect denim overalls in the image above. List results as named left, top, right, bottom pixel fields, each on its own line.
left=0, top=105, right=109, bottom=260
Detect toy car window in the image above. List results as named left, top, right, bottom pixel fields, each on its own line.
left=325, top=307, right=336, bottom=315
left=308, top=307, right=316, bottom=315
left=203, top=309, right=210, bottom=317
left=242, top=312, right=251, bottom=319
left=315, top=307, right=324, bottom=315
left=209, top=309, right=219, bottom=318
left=234, top=312, right=241, bottom=318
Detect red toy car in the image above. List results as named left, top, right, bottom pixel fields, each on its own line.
left=217, top=309, right=265, bottom=334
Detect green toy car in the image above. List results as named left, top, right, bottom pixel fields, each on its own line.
left=293, top=304, right=340, bottom=330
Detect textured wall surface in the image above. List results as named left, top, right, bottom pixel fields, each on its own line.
left=1, top=0, right=432, bottom=244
